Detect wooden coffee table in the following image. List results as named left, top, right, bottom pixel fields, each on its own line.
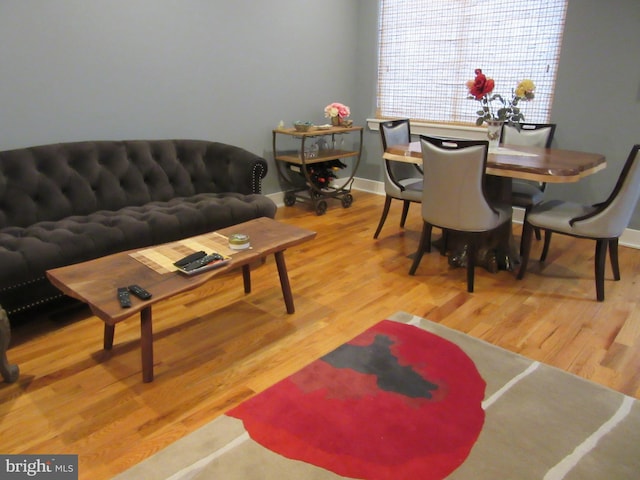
left=47, top=217, right=316, bottom=382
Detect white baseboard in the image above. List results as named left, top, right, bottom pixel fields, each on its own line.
left=268, top=178, right=640, bottom=250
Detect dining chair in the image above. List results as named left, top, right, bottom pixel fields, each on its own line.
left=517, top=144, right=640, bottom=301
left=409, top=136, right=512, bottom=292
left=501, top=123, right=556, bottom=249
left=373, top=119, right=423, bottom=239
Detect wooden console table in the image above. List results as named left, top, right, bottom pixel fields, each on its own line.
left=274, top=125, right=363, bottom=215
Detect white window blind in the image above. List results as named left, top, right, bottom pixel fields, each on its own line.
left=377, top=0, right=568, bottom=125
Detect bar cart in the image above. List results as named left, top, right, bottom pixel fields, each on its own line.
left=273, top=125, right=363, bottom=215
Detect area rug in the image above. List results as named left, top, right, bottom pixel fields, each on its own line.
left=114, top=312, right=640, bottom=480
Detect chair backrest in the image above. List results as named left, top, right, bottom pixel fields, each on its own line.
left=501, top=123, right=556, bottom=148
left=420, top=136, right=499, bottom=231
left=379, top=119, right=420, bottom=194
left=380, top=119, right=411, bottom=151
left=571, top=144, right=640, bottom=238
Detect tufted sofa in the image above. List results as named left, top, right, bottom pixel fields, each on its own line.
left=0, top=139, right=277, bottom=321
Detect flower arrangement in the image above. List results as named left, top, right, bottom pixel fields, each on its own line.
left=324, top=102, right=351, bottom=120
left=466, top=69, right=536, bottom=127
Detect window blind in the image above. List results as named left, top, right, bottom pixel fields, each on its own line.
left=377, top=0, right=568, bottom=125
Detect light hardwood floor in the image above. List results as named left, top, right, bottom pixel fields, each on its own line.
left=1, top=191, right=639, bottom=479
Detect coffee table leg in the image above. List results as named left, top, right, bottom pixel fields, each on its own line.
left=242, top=264, right=251, bottom=293
left=140, top=306, right=154, bottom=383
left=104, top=324, right=115, bottom=350
left=274, top=250, right=295, bottom=314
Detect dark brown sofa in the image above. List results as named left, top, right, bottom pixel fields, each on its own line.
left=0, top=139, right=277, bottom=320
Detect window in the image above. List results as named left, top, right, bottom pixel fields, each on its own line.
left=377, top=0, right=568, bottom=125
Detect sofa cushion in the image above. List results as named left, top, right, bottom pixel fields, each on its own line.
left=0, top=192, right=276, bottom=287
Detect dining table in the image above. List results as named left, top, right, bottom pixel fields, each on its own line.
left=383, top=142, right=607, bottom=271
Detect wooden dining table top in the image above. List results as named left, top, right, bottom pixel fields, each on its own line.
left=383, top=142, right=607, bottom=183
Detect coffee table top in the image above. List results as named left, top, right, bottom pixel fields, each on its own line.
left=47, top=217, right=316, bottom=324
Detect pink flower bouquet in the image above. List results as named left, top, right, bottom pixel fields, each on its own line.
left=324, top=102, right=351, bottom=119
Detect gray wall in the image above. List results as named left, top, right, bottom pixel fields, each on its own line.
left=0, top=0, right=360, bottom=194
left=545, top=0, right=640, bottom=220
left=2, top=1, right=640, bottom=226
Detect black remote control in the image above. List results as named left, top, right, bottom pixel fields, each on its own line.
left=128, top=284, right=152, bottom=300
left=117, top=287, right=131, bottom=308
left=174, top=250, right=207, bottom=268
left=182, top=253, right=224, bottom=272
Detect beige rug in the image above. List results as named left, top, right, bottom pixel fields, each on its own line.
left=114, top=312, right=640, bottom=479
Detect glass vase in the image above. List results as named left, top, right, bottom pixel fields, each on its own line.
left=485, top=120, right=503, bottom=151
left=331, top=116, right=341, bottom=126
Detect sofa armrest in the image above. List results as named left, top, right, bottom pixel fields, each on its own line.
left=0, top=305, right=19, bottom=383
left=224, top=142, right=268, bottom=194
left=204, top=142, right=268, bottom=195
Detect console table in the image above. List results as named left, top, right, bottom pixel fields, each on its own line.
left=274, top=125, right=363, bottom=215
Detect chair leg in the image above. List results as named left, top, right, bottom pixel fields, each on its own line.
left=517, top=221, right=535, bottom=280
left=400, top=200, right=411, bottom=228
left=441, top=229, right=448, bottom=256
left=520, top=207, right=541, bottom=256
left=540, top=230, right=552, bottom=262
left=409, top=222, right=431, bottom=275
left=609, top=238, right=621, bottom=281
left=467, top=240, right=476, bottom=293
left=534, top=227, right=542, bottom=241
left=595, top=239, right=608, bottom=302
left=373, top=196, right=393, bottom=239
left=520, top=229, right=541, bottom=256
left=424, top=224, right=433, bottom=253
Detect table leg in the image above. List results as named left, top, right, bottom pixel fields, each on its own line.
left=274, top=250, right=295, bottom=314
left=140, top=306, right=154, bottom=383
left=242, top=264, right=251, bottom=294
left=443, top=221, right=518, bottom=272
left=486, top=174, right=512, bottom=204
left=0, top=306, right=19, bottom=383
left=104, top=324, right=115, bottom=350
left=435, top=175, right=519, bottom=272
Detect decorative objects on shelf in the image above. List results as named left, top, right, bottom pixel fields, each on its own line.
left=293, top=121, right=313, bottom=132
left=305, top=160, right=347, bottom=189
left=466, top=69, right=536, bottom=149
left=324, top=102, right=351, bottom=126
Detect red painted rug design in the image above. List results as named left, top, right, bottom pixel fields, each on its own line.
left=229, top=319, right=486, bottom=479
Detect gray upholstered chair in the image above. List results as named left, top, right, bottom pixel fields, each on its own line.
left=517, top=144, right=640, bottom=301
left=502, top=123, right=556, bottom=249
left=409, top=136, right=512, bottom=292
left=373, top=119, right=423, bottom=239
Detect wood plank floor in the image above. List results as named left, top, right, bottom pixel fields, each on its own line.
left=1, top=191, right=639, bottom=479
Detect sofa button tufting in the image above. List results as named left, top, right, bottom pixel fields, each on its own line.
left=0, top=139, right=275, bottom=317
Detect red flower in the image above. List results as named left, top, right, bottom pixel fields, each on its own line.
left=466, top=68, right=495, bottom=100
